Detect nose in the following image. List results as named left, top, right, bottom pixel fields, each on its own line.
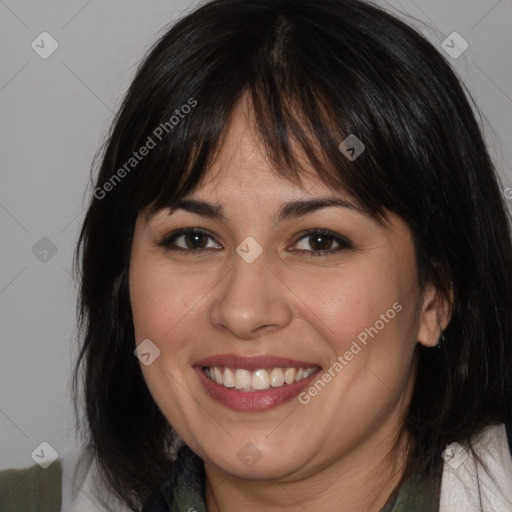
left=209, top=251, right=294, bottom=340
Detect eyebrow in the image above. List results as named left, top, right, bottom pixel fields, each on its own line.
left=167, top=197, right=367, bottom=223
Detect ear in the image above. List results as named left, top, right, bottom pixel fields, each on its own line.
left=417, top=282, right=453, bottom=348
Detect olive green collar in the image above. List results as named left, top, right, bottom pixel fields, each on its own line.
left=143, top=446, right=442, bottom=512
left=380, top=452, right=442, bottom=512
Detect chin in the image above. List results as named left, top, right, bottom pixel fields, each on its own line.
left=199, top=441, right=313, bottom=481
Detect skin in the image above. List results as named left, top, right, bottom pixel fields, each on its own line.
left=129, top=97, right=451, bottom=511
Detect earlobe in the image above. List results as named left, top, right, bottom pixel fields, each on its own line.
left=417, top=283, right=453, bottom=348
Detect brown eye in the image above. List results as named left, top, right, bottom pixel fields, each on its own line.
left=308, top=233, right=336, bottom=251
left=183, top=231, right=209, bottom=249
left=292, top=229, right=352, bottom=256
left=157, top=228, right=221, bottom=252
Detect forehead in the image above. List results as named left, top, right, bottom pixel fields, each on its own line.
left=195, top=98, right=349, bottom=203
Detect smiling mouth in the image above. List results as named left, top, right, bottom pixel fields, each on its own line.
left=203, top=366, right=318, bottom=391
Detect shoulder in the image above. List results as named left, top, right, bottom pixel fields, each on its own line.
left=0, top=458, right=62, bottom=512
left=440, top=423, right=512, bottom=512
left=60, top=448, right=133, bottom=511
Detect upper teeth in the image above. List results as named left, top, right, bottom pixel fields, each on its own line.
left=204, top=367, right=317, bottom=391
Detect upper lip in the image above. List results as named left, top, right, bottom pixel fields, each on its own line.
left=194, top=354, right=321, bottom=370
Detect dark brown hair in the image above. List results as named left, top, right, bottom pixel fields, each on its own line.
left=72, top=0, right=512, bottom=509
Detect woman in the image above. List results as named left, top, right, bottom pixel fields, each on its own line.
left=1, top=0, right=511, bottom=510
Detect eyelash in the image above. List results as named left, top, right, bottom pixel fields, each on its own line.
left=156, top=228, right=352, bottom=257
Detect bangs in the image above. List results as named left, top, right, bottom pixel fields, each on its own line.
left=141, top=85, right=387, bottom=221
left=102, top=5, right=439, bottom=223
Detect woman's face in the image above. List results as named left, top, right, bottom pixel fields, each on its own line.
left=129, top=100, right=446, bottom=481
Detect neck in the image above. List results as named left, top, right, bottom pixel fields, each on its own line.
left=204, top=425, right=412, bottom=512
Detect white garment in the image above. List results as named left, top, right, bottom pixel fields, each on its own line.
left=439, top=423, right=512, bottom=512
left=60, top=423, right=512, bottom=512
left=61, top=449, right=131, bottom=512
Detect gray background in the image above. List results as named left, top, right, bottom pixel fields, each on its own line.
left=1, top=0, right=511, bottom=470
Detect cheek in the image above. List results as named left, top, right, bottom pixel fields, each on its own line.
left=129, top=257, right=215, bottom=433
left=288, top=267, right=418, bottom=433
left=290, top=267, right=407, bottom=342
left=286, top=260, right=418, bottom=367
left=130, top=258, right=214, bottom=349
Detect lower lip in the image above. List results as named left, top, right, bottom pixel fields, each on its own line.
left=195, top=367, right=321, bottom=412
